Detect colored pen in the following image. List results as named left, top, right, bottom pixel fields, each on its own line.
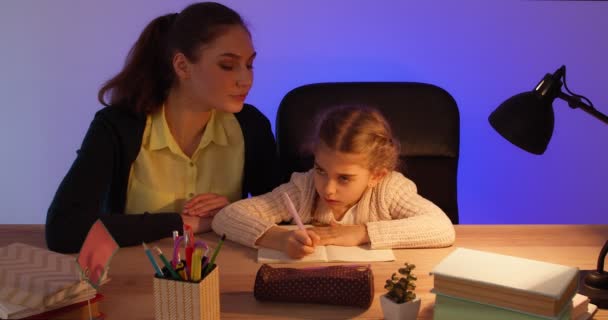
left=175, top=261, right=187, bottom=280
left=184, top=225, right=194, bottom=277
left=190, top=248, right=203, bottom=282
left=204, top=234, right=226, bottom=276
left=172, top=230, right=180, bottom=267
left=154, top=247, right=180, bottom=280
left=201, top=255, right=209, bottom=275
left=172, top=235, right=187, bottom=278
left=282, top=193, right=305, bottom=231
left=142, top=242, right=163, bottom=277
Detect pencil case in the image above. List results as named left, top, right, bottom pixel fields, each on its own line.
left=253, top=264, right=374, bottom=308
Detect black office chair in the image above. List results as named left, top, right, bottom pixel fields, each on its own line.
left=275, top=82, right=460, bottom=224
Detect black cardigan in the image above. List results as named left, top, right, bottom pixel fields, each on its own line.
left=46, top=104, right=279, bottom=253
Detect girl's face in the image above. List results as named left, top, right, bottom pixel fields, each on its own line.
left=313, top=142, right=384, bottom=217
left=177, top=25, right=255, bottom=113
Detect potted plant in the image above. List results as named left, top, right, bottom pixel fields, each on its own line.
left=380, top=262, right=421, bottom=320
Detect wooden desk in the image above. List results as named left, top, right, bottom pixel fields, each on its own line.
left=1, top=225, right=606, bottom=319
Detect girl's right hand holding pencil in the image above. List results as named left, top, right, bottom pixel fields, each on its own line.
left=284, top=229, right=320, bottom=259
left=256, top=226, right=320, bottom=259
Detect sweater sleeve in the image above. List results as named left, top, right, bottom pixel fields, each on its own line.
left=365, top=173, right=455, bottom=249
left=45, top=110, right=182, bottom=253
left=212, top=171, right=312, bottom=248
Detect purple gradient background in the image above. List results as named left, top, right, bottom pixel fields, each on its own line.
left=1, top=1, right=607, bottom=224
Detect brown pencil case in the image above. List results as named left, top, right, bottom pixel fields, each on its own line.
left=253, top=264, right=374, bottom=308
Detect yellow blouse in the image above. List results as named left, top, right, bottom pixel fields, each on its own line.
left=125, top=106, right=244, bottom=214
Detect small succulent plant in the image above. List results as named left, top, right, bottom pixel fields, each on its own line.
left=384, top=262, right=417, bottom=304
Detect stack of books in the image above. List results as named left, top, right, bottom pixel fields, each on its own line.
left=0, top=243, right=107, bottom=319
left=431, top=248, right=598, bottom=320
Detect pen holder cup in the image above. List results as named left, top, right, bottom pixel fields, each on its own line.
left=153, top=265, right=220, bottom=320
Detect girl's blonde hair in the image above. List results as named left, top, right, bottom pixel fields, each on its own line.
left=310, top=105, right=400, bottom=172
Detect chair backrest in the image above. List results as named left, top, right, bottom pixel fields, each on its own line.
left=275, top=82, right=460, bottom=224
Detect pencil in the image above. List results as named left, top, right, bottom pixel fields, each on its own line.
left=282, top=192, right=305, bottom=230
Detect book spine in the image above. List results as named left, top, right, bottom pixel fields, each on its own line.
left=433, top=275, right=569, bottom=317
left=433, top=294, right=570, bottom=320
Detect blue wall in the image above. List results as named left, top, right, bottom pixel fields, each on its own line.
left=1, top=0, right=606, bottom=224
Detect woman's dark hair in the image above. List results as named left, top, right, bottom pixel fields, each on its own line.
left=97, top=2, right=248, bottom=114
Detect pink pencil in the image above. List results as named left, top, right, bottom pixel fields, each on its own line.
left=281, top=193, right=305, bottom=230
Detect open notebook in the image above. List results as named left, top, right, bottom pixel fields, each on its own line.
left=257, top=225, right=395, bottom=263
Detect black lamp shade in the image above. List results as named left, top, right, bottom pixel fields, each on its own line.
left=489, top=91, right=555, bottom=155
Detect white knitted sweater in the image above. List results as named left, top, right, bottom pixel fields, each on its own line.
left=212, top=170, right=455, bottom=249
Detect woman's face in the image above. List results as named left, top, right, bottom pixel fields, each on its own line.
left=178, top=25, right=255, bottom=113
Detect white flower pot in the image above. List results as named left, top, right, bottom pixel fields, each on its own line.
left=380, top=295, right=421, bottom=320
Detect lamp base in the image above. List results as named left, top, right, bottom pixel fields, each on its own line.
left=578, top=270, right=608, bottom=309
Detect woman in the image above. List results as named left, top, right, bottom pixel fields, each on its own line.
left=46, top=2, right=279, bottom=253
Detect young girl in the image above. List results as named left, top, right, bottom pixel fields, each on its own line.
left=212, top=105, right=455, bottom=258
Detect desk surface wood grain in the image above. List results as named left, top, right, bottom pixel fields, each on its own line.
left=1, top=225, right=606, bottom=319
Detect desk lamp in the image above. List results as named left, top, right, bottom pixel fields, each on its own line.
left=488, top=65, right=608, bottom=308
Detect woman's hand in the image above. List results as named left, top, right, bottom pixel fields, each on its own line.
left=180, top=214, right=212, bottom=234
left=310, top=221, right=370, bottom=246
left=282, top=229, right=321, bottom=259
left=183, top=193, right=229, bottom=217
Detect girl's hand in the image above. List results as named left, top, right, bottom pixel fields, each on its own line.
left=282, top=229, right=321, bottom=259
left=183, top=193, right=229, bottom=217
left=311, top=221, right=370, bottom=246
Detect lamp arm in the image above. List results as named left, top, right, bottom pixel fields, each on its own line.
left=558, top=92, right=608, bottom=125
left=598, top=240, right=608, bottom=273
